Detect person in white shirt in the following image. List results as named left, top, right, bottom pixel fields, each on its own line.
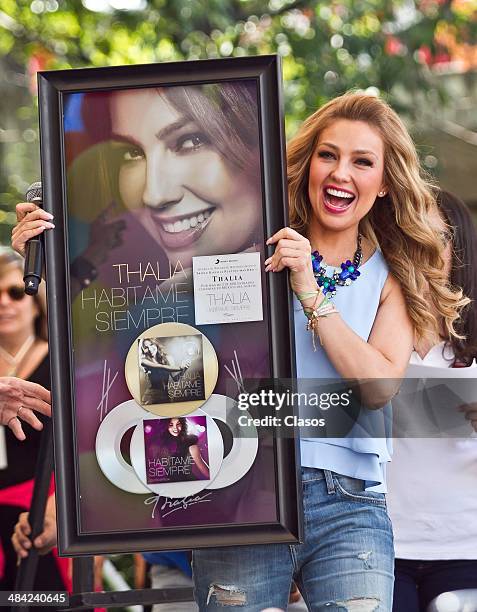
left=387, top=190, right=477, bottom=611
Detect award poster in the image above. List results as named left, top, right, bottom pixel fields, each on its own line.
left=40, top=57, right=299, bottom=553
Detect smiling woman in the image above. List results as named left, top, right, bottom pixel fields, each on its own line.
left=288, top=92, right=467, bottom=342
left=107, top=85, right=261, bottom=266
left=192, top=91, right=470, bottom=611
left=310, top=120, right=386, bottom=221
left=54, top=82, right=262, bottom=277
left=12, top=81, right=264, bottom=281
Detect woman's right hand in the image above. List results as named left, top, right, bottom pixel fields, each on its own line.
left=265, top=227, right=321, bottom=305
left=11, top=510, right=57, bottom=559
left=11, top=203, right=55, bottom=257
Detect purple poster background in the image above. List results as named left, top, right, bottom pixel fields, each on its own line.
left=64, top=81, right=278, bottom=534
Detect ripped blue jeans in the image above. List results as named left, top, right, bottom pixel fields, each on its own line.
left=192, top=468, right=394, bottom=611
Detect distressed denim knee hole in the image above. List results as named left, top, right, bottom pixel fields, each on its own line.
left=206, top=584, right=247, bottom=607
left=325, top=597, right=380, bottom=611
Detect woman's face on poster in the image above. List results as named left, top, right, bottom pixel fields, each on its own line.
left=110, top=88, right=261, bottom=266
left=168, top=418, right=182, bottom=437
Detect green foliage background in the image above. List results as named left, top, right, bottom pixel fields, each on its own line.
left=0, top=0, right=476, bottom=243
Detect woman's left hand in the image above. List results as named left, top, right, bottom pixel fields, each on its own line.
left=0, top=378, right=51, bottom=441
left=265, top=227, right=317, bottom=296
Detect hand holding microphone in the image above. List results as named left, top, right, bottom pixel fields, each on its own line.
left=11, top=182, right=55, bottom=295
left=12, top=185, right=126, bottom=296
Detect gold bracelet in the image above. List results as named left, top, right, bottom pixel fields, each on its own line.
left=303, top=302, right=339, bottom=350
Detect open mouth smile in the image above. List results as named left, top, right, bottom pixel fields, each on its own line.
left=148, top=207, right=216, bottom=250
left=159, top=208, right=214, bottom=233
left=323, top=186, right=356, bottom=214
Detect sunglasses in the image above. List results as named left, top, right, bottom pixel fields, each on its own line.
left=0, top=286, right=26, bottom=301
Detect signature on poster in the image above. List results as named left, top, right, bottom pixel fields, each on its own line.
left=224, top=348, right=245, bottom=394
left=96, top=360, right=119, bottom=422
left=144, top=491, right=213, bottom=519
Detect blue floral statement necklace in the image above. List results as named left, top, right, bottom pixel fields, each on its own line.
left=311, top=234, right=363, bottom=298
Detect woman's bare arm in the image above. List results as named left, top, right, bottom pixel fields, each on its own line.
left=140, top=358, right=183, bottom=373
left=315, top=274, right=413, bottom=406
left=266, top=228, right=414, bottom=407
left=189, top=445, right=210, bottom=478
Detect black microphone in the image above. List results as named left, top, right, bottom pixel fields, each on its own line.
left=23, top=181, right=43, bottom=296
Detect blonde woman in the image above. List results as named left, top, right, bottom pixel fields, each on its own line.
left=192, top=92, right=467, bottom=611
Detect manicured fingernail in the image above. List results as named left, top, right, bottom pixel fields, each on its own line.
left=46, top=222, right=55, bottom=228
left=45, top=212, right=54, bottom=219
left=266, top=238, right=271, bottom=245
left=265, top=266, right=271, bottom=272
left=264, top=258, right=271, bottom=265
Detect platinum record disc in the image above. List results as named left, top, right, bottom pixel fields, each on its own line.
left=130, top=410, right=223, bottom=498
left=202, top=394, right=259, bottom=489
left=95, top=400, right=150, bottom=494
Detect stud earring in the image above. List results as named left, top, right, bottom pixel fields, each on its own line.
left=378, top=190, right=386, bottom=197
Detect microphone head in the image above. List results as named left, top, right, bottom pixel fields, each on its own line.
left=24, top=275, right=41, bottom=296
left=26, top=181, right=42, bottom=203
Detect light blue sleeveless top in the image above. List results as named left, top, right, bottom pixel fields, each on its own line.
left=294, top=249, right=393, bottom=493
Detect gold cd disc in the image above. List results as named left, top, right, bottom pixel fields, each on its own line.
left=125, top=322, right=218, bottom=417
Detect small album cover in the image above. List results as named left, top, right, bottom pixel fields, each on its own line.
left=138, top=334, right=205, bottom=405
left=143, top=416, right=210, bottom=484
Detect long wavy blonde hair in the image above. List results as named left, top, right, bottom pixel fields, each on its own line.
left=288, top=91, right=468, bottom=341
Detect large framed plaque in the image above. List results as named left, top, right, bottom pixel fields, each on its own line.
left=38, top=55, right=300, bottom=555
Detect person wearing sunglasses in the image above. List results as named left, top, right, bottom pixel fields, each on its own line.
left=0, top=250, right=51, bottom=441
left=0, top=248, right=67, bottom=599
left=0, top=253, right=51, bottom=441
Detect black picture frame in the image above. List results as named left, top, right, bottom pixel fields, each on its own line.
left=38, top=55, right=301, bottom=555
